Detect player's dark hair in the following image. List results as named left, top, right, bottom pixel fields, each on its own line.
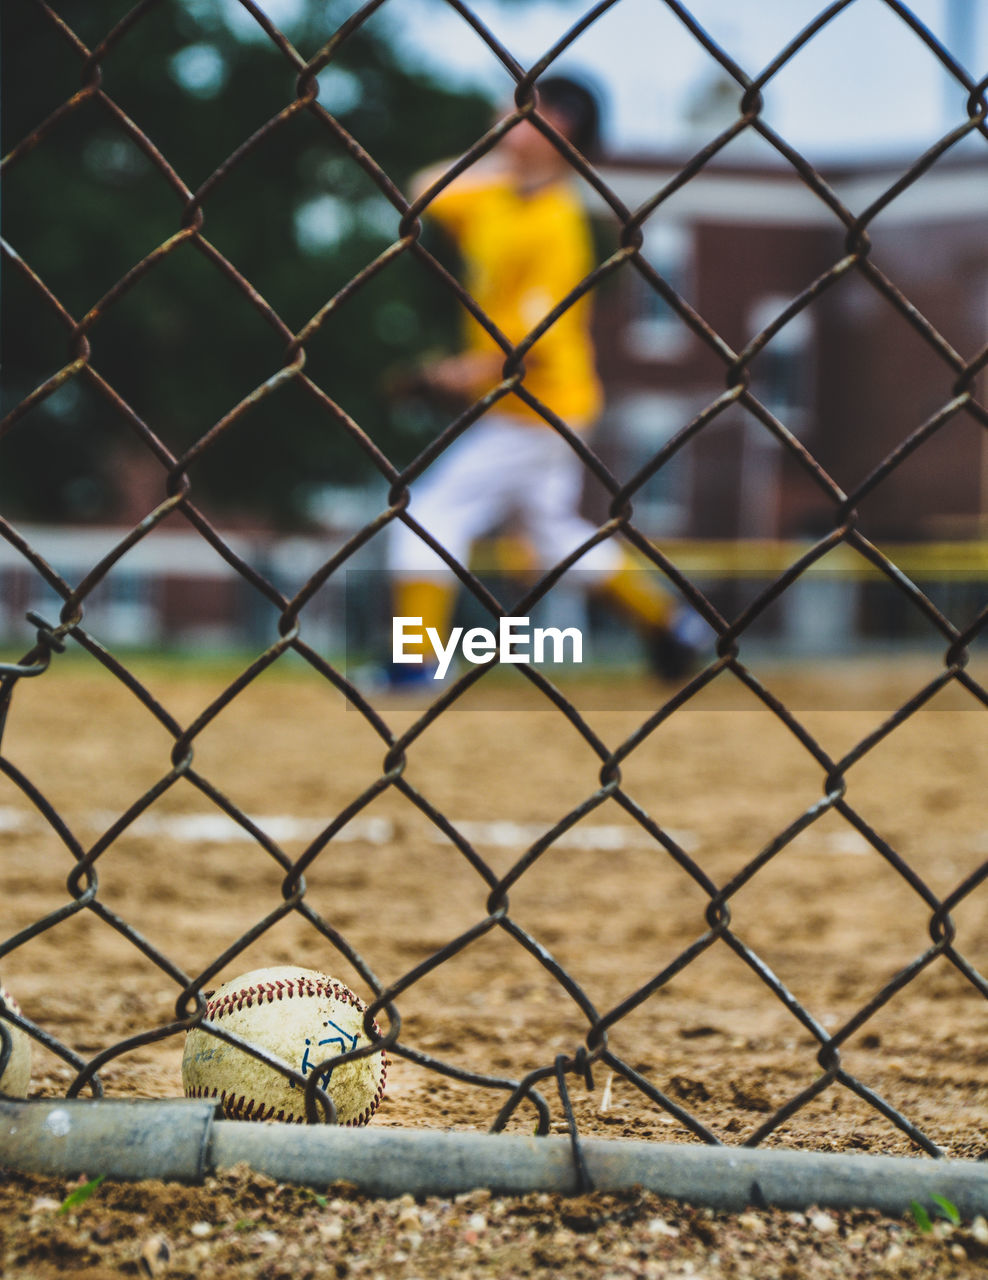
left=536, top=75, right=602, bottom=159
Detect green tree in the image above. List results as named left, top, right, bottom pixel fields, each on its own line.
left=1, top=0, right=494, bottom=525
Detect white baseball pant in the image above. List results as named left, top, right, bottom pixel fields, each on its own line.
left=387, top=417, right=621, bottom=578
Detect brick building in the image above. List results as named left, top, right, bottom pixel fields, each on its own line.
left=588, top=144, right=987, bottom=545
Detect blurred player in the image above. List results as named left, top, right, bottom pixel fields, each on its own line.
left=386, top=75, right=704, bottom=685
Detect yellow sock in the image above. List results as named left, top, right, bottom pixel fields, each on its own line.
left=393, top=578, right=456, bottom=660
left=600, top=555, right=673, bottom=629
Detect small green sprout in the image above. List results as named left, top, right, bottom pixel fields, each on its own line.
left=910, top=1201, right=933, bottom=1233
left=931, top=1194, right=961, bottom=1226
left=58, top=1175, right=106, bottom=1215
left=910, top=1194, right=962, bottom=1234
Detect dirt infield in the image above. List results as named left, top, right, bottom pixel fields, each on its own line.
left=4, top=1166, right=988, bottom=1279
left=1, top=656, right=985, bottom=1275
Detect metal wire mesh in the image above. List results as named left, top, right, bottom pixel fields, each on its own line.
left=1, top=0, right=986, bottom=1164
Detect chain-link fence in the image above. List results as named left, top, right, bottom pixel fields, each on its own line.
left=1, top=0, right=986, bottom=1171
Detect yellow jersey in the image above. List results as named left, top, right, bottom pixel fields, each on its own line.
left=426, top=171, right=603, bottom=429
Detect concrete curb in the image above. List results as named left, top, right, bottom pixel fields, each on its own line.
left=2, top=1098, right=986, bottom=1217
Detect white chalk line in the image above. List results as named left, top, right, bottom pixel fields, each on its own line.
left=0, top=805, right=691, bottom=851
left=0, top=804, right=941, bottom=857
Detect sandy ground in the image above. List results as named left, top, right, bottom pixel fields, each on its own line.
left=0, top=655, right=985, bottom=1275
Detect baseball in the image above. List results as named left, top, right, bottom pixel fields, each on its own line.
left=0, top=983, right=32, bottom=1098
left=182, top=966, right=386, bottom=1125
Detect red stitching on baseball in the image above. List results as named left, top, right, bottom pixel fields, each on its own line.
left=207, top=976, right=367, bottom=1023
left=0, top=987, right=23, bottom=1017
left=186, top=1075, right=385, bottom=1126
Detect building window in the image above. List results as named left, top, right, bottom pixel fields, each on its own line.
left=747, top=295, right=815, bottom=436
left=613, top=393, right=694, bottom=536
left=625, top=221, right=693, bottom=360
left=732, top=296, right=817, bottom=538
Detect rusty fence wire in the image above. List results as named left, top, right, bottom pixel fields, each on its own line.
left=1, top=0, right=987, bottom=1167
